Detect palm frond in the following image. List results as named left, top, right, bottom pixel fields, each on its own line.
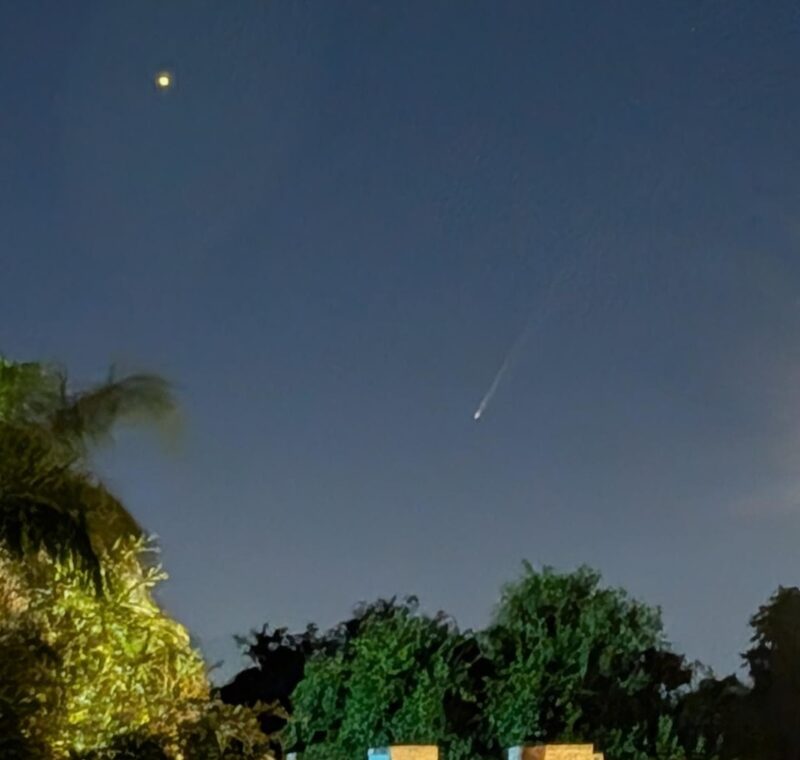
left=49, top=371, right=176, bottom=448
left=0, top=359, right=176, bottom=591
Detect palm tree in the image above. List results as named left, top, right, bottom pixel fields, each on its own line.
left=0, top=356, right=176, bottom=590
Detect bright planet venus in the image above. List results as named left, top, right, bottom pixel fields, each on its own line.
left=154, top=71, right=173, bottom=90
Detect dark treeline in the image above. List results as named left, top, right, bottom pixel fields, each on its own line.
left=221, top=566, right=800, bottom=760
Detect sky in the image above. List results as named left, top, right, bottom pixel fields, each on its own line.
left=2, top=0, right=800, bottom=682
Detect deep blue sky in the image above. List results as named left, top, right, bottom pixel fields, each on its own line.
left=3, top=1, right=800, bottom=681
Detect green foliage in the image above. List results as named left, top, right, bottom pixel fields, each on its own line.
left=286, top=598, right=485, bottom=760
left=478, top=564, right=692, bottom=760
left=0, top=357, right=61, bottom=423
left=0, top=529, right=275, bottom=759
left=0, top=539, right=207, bottom=756
left=254, top=569, right=699, bottom=760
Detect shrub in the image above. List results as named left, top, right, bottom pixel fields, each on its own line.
left=0, top=539, right=272, bottom=759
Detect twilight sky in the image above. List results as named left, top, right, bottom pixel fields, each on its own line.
left=2, top=1, right=800, bottom=682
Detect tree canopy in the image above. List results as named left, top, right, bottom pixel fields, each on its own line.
left=228, top=567, right=700, bottom=760
left=283, top=597, right=488, bottom=760
left=0, top=354, right=271, bottom=758
left=482, top=563, right=692, bottom=760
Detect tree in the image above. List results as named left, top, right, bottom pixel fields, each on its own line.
left=0, top=355, right=175, bottom=589
left=0, top=356, right=175, bottom=454
left=739, top=586, right=800, bottom=760
left=674, top=673, right=749, bottom=760
left=220, top=624, right=322, bottom=757
left=674, top=586, right=800, bottom=760
left=284, top=597, right=489, bottom=760
left=0, top=354, right=273, bottom=758
left=481, top=563, right=693, bottom=760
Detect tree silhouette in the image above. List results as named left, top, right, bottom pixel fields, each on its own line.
left=742, top=586, right=800, bottom=760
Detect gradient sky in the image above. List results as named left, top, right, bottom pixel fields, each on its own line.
left=3, top=1, right=800, bottom=682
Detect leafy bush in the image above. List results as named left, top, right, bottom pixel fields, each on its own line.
left=0, top=538, right=274, bottom=758
left=285, top=598, right=487, bottom=760
left=0, top=539, right=202, bottom=756
left=481, top=563, right=692, bottom=760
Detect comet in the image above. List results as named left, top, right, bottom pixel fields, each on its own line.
left=471, top=333, right=525, bottom=421
left=471, top=266, right=575, bottom=422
